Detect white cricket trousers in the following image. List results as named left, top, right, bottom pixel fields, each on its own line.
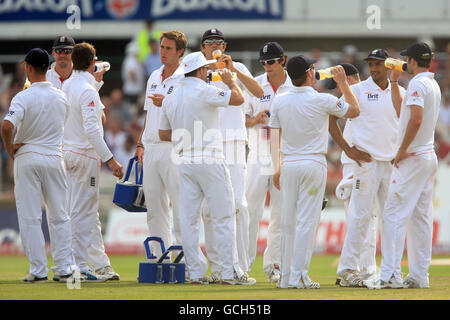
left=14, top=152, right=74, bottom=278
left=246, top=152, right=281, bottom=276
left=143, top=143, right=181, bottom=258
left=380, top=152, right=437, bottom=287
left=179, top=161, right=240, bottom=280
left=202, top=141, right=249, bottom=274
left=279, top=160, right=326, bottom=288
left=341, top=163, right=379, bottom=277
left=337, top=160, right=392, bottom=275
left=87, top=213, right=111, bottom=271
left=64, top=148, right=102, bottom=274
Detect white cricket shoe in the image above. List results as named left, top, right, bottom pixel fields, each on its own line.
left=22, top=274, right=48, bottom=283
left=365, top=276, right=406, bottom=289
left=80, top=270, right=108, bottom=282
left=288, top=275, right=320, bottom=289
left=268, top=265, right=281, bottom=283
left=337, top=269, right=366, bottom=287
left=222, top=272, right=256, bottom=286
left=403, top=276, right=424, bottom=289
left=95, top=266, right=120, bottom=280
left=206, top=271, right=222, bottom=284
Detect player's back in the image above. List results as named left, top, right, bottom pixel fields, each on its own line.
left=8, top=81, right=68, bottom=156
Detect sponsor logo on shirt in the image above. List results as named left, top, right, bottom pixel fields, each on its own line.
left=150, top=83, right=158, bottom=90
left=7, top=110, right=15, bottom=116
left=167, top=86, right=174, bottom=95
left=411, top=90, right=419, bottom=97
left=260, top=94, right=271, bottom=102
left=336, top=100, right=344, bottom=110
left=88, top=101, right=95, bottom=107
left=366, top=93, right=379, bottom=101
left=90, top=177, right=96, bottom=187
left=218, top=91, right=225, bottom=97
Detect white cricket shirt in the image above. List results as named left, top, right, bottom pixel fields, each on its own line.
left=159, top=77, right=231, bottom=160
left=340, top=77, right=406, bottom=161
left=62, top=71, right=113, bottom=162
left=269, top=86, right=349, bottom=165
left=142, top=64, right=184, bottom=145
left=47, top=63, right=103, bottom=91
left=398, top=72, right=441, bottom=154
left=245, top=72, right=293, bottom=157
left=4, top=81, right=68, bottom=156
left=208, top=62, right=253, bottom=142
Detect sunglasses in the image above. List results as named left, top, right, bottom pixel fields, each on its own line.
left=54, top=48, right=72, bottom=54
left=260, top=58, right=281, bottom=66
left=203, top=39, right=225, bottom=45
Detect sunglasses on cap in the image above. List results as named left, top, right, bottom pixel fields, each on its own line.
left=54, top=48, right=72, bottom=54
left=203, top=39, right=225, bottom=45
left=260, top=57, right=281, bottom=66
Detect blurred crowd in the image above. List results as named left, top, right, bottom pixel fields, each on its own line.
left=0, top=31, right=449, bottom=201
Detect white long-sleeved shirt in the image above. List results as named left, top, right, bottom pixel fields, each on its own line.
left=62, top=70, right=113, bottom=162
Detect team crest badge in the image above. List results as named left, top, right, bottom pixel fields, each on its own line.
left=106, top=0, right=139, bottom=19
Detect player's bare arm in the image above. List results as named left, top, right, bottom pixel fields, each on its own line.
left=270, top=128, right=282, bottom=190
left=106, top=157, right=124, bottom=179
left=219, top=69, right=245, bottom=106
left=390, top=69, right=403, bottom=118
left=159, top=129, right=172, bottom=142
left=328, top=115, right=371, bottom=166
left=245, top=110, right=269, bottom=128
left=220, top=54, right=264, bottom=98
left=135, top=117, right=146, bottom=163
left=393, top=105, right=422, bottom=168
left=333, top=66, right=360, bottom=119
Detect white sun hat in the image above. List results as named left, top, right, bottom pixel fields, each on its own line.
left=182, top=52, right=216, bottom=75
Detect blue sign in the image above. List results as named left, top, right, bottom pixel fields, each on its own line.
left=0, top=0, right=283, bottom=21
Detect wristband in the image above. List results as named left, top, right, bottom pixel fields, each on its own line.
left=390, top=81, right=398, bottom=84
left=137, top=142, right=144, bottom=149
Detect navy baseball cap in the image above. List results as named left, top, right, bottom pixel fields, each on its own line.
left=326, top=63, right=359, bottom=90
left=287, top=55, right=317, bottom=79
left=201, top=28, right=225, bottom=42
left=400, top=42, right=433, bottom=60
left=259, top=42, right=284, bottom=61
left=364, top=48, right=389, bottom=61
left=23, top=48, right=50, bottom=68
left=53, top=35, right=75, bottom=49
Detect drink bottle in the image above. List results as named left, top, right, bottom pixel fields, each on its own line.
left=207, top=71, right=236, bottom=82
left=384, top=58, right=407, bottom=72
left=315, top=67, right=334, bottom=80
left=23, top=78, right=31, bottom=90
left=94, top=61, right=111, bottom=73
left=212, top=49, right=227, bottom=69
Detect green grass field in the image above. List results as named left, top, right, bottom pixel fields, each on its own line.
left=1, top=254, right=449, bottom=300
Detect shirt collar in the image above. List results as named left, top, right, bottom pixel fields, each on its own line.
left=366, top=76, right=391, bottom=92
left=160, top=63, right=185, bottom=82
left=29, top=81, right=52, bottom=88
left=412, top=71, right=435, bottom=81
left=262, top=72, right=293, bottom=89
left=73, top=70, right=95, bottom=83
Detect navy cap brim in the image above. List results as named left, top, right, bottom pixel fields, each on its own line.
left=399, top=49, right=408, bottom=56
left=364, top=55, right=387, bottom=61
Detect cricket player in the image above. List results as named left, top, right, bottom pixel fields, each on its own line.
left=62, top=42, right=124, bottom=282
left=367, top=42, right=441, bottom=289
left=158, top=51, right=254, bottom=285
left=270, top=56, right=360, bottom=289
left=327, top=63, right=377, bottom=285
left=134, top=30, right=187, bottom=260
left=336, top=49, right=407, bottom=287
left=245, top=42, right=292, bottom=283
left=1, top=48, right=75, bottom=282
left=199, top=28, right=264, bottom=282
left=47, top=35, right=119, bottom=280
